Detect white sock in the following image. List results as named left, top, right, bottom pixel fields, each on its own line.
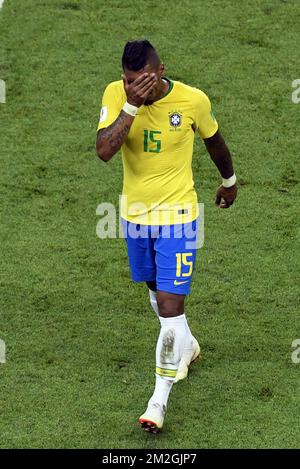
left=149, top=314, right=187, bottom=408
left=148, top=290, right=196, bottom=350
left=149, top=289, right=159, bottom=318
left=182, top=316, right=196, bottom=355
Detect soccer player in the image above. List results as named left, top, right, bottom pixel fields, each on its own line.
left=96, top=40, right=237, bottom=433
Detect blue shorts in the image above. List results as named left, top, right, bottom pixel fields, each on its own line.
left=122, top=218, right=199, bottom=295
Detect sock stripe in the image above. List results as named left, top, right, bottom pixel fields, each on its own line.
left=156, top=367, right=177, bottom=378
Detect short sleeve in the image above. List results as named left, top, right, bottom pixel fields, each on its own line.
left=193, top=89, right=218, bottom=139
left=97, top=81, right=124, bottom=131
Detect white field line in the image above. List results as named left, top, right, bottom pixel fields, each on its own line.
left=0, top=1, right=5, bottom=9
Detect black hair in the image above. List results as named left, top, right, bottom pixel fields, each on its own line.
left=122, top=40, right=160, bottom=71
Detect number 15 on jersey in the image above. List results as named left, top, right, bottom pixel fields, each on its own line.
left=144, top=129, right=162, bottom=153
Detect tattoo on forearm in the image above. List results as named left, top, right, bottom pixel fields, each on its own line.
left=99, top=111, right=131, bottom=152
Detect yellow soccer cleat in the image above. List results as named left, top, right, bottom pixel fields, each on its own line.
left=139, top=402, right=166, bottom=434
left=174, top=339, right=201, bottom=383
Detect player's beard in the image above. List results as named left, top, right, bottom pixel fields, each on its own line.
left=145, top=79, right=168, bottom=105
left=144, top=91, right=155, bottom=105
left=144, top=83, right=160, bottom=105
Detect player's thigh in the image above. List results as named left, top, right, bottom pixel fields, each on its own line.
left=155, top=219, right=198, bottom=296
left=122, top=219, right=156, bottom=282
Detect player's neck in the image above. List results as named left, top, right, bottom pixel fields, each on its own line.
left=156, top=78, right=170, bottom=101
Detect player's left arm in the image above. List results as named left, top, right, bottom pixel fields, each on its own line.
left=204, top=130, right=237, bottom=209
left=194, top=90, right=237, bottom=209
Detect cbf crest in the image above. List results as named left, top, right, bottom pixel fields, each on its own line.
left=169, top=111, right=182, bottom=131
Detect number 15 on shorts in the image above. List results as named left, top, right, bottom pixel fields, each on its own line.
left=176, top=253, right=193, bottom=277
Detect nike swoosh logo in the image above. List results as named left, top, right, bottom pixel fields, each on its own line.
left=174, top=280, right=189, bottom=286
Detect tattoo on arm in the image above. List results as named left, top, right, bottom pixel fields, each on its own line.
left=99, top=111, right=132, bottom=152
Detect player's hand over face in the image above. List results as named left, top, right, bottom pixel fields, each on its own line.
left=122, top=73, right=157, bottom=107
left=215, top=184, right=237, bottom=208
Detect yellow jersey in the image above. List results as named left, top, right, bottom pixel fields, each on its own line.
left=97, top=78, right=218, bottom=225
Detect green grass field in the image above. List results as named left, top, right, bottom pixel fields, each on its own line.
left=0, top=0, right=299, bottom=449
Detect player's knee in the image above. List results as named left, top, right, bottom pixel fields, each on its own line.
left=156, top=291, right=185, bottom=317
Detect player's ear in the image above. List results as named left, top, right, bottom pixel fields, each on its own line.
left=159, top=63, right=165, bottom=77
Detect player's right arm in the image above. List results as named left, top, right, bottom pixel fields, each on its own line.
left=96, top=111, right=134, bottom=162
left=96, top=73, right=156, bottom=162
